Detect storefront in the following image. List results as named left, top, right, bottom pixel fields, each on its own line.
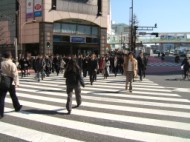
left=52, top=20, right=100, bottom=56
left=0, top=0, right=110, bottom=57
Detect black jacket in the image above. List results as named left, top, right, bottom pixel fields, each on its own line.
left=64, top=70, right=84, bottom=87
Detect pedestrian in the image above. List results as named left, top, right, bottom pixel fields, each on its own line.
left=53, top=54, right=61, bottom=76
left=44, top=55, right=51, bottom=77
left=60, top=58, right=66, bottom=73
left=64, top=59, right=84, bottom=114
left=88, top=54, right=98, bottom=85
left=0, top=51, right=22, bottom=118
left=118, top=55, right=124, bottom=75
left=137, top=52, right=146, bottom=81
left=98, top=56, right=104, bottom=73
left=82, top=55, right=89, bottom=77
left=181, top=55, right=190, bottom=80
left=103, top=57, right=110, bottom=79
left=123, top=52, right=137, bottom=92
left=35, top=54, right=46, bottom=82
left=113, top=55, right=118, bottom=77
left=161, top=52, right=165, bottom=61
left=19, top=56, right=29, bottom=77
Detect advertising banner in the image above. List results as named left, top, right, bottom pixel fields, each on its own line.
left=26, top=0, right=34, bottom=18
left=34, top=0, right=42, bottom=17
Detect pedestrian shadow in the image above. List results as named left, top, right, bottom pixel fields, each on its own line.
left=87, top=89, right=125, bottom=94
left=21, top=108, right=69, bottom=115
left=36, top=89, right=66, bottom=93
left=107, top=80, right=125, bottom=83
left=165, top=78, right=189, bottom=81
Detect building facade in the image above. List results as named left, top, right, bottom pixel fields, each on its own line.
left=107, top=23, right=130, bottom=50
left=0, top=0, right=110, bottom=57
left=0, top=0, right=16, bottom=57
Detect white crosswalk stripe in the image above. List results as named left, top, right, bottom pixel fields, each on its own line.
left=1, top=73, right=190, bottom=142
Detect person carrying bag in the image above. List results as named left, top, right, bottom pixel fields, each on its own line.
left=0, top=51, right=22, bottom=119
left=0, top=73, right=13, bottom=90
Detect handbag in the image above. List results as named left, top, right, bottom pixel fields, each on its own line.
left=0, top=73, right=13, bottom=90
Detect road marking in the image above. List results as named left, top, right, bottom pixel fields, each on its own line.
left=4, top=108, right=190, bottom=142
left=0, top=122, right=82, bottom=142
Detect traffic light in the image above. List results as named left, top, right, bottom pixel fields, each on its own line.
left=134, top=26, right=138, bottom=31
left=47, top=42, right=50, bottom=48
left=151, top=32, right=159, bottom=37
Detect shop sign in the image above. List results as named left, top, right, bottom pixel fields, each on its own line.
left=70, top=36, right=86, bottom=43
left=34, top=0, right=42, bottom=17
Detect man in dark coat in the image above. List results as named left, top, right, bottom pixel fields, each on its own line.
left=88, top=54, right=98, bottom=85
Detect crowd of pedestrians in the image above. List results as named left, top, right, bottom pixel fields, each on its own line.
left=0, top=51, right=149, bottom=117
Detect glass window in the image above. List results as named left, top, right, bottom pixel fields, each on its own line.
left=92, top=26, right=98, bottom=35
left=62, top=23, right=76, bottom=34
left=77, top=25, right=91, bottom=35
left=53, top=23, right=61, bottom=32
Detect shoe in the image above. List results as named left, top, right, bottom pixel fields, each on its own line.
left=15, top=105, right=22, bottom=112
left=76, top=103, right=81, bottom=107
left=129, top=90, right=132, bottom=92
left=67, top=110, right=71, bottom=115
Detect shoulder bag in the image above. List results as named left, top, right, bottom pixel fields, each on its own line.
left=0, top=73, right=13, bottom=90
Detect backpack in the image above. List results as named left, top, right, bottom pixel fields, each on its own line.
left=66, top=71, right=78, bottom=86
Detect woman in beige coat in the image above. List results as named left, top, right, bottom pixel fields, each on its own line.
left=123, top=52, right=137, bottom=92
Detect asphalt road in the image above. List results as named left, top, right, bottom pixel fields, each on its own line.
left=147, top=74, right=190, bottom=101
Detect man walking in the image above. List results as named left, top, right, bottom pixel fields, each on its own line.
left=0, top=51, right=22, bottom=118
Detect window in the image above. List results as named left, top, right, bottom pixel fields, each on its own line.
left=92, top=26, right=98, bottom=35
left=53, top=23, right=61, bottom=32
left=62, top=23, right=76, bottom=34
left=77, top=25, right=91, bottom=35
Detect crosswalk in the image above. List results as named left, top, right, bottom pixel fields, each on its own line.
left=148, top=62, right=181, bottom=67
left=1, top=73, right=190, bottom=142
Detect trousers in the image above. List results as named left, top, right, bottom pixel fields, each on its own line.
left=0, top=85, right=21, bottom=116
left=66, top=85, right=81, bottom=111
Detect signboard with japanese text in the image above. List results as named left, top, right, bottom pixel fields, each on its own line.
left=26, top=0, right=34, bottom=18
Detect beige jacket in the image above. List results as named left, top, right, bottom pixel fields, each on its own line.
left=1, top=58, right=19, bottom=86
left=123, top=57, right=138, bottom=75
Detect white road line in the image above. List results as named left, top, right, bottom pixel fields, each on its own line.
left=5, top=96, right=190, bottom=118
left=21, top=81, right=166, bottom=89
left=0, top=122, right=83, bottom=142
left=5, top=98, right=190, bottom=131
left=4, top=108, right=190, bottom=142
left=17, top=87, right=185, bottom=103
left=16, top=91, right=188, bottom=109
left=19, top=83, right=172, bottom=94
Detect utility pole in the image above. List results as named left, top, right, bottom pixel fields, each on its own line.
left=130, top=0, right=134, bottom=52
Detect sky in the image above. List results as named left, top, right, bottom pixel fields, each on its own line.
left=111, top=0, right=190, bottom=33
